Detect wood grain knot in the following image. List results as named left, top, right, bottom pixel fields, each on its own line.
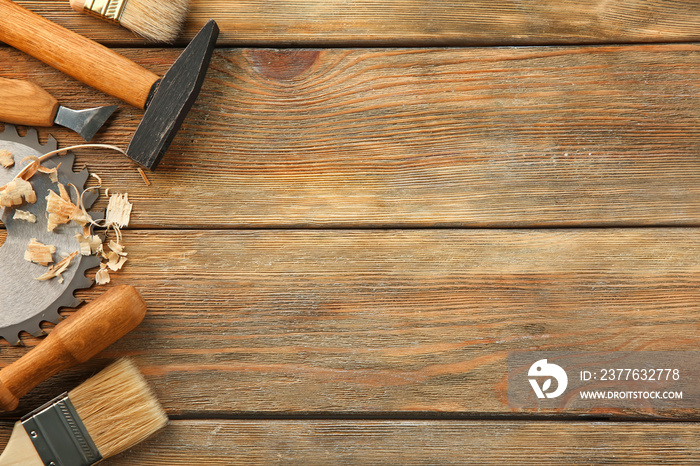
left=247, top=49, right=320, bottom=81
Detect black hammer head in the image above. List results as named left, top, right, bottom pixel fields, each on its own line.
left=126, top=20, right=219, bottom=170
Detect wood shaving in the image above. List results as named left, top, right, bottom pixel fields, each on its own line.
left=0, top=178, right=36, bottom=207
left=36, top=251, right=79, bottom=283
left=9, top=144, right=125, bottom=184
left=108, top=240, right=126, bottom=256
left=105, top=193, right=132, bottom=228
left=137, top=167, right=151, bottom=186
left=13, top=209, right=37, bottom=223
left=24, top=239, right=56, bottom=266
left=107, top=254, right=127, bottom=271
left=0, top=150, right=14, bottom=168
left=18, top=156, right=42, bottom=181
left=46, top=189, right=76, bottom=231
left=45, top=184, right=92, bottom=231
left=95, top=264, right=110, bottom=285
left=76, top=233, right=102, bottom=256
left=37, top=163, right=60, bottom=184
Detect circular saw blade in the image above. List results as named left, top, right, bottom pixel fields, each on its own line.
left=0, top=125, right=101, bottom=345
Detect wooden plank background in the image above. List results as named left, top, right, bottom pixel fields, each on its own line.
left=1, top=0, right=699, bottom=463
left=15, top=0, right=700, bottom=46
left=2, top=45, right=699, bottom=228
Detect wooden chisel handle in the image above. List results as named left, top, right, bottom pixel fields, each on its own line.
left=0, top=0, right=159, bottom=110
left=0, top=285, right=147, bottom=411
left=0, top=77, right=60, bottom=127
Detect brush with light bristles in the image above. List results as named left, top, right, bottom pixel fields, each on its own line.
left=70, top=0, right=190, bottom=43
left=0, top=359, right=168, bottom=465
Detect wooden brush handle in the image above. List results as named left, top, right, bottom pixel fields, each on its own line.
left=0, top=285, right=147, bottom=411
left=0, top=78, right=60, bottom=127
left=0, top=0, right=159, bottom=110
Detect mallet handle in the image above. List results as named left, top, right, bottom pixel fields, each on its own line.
left=0, top=0, right=159, bottom=110
left=0, top=285, right=147, bottom=411
left=0, top=78, right=59, bottom=127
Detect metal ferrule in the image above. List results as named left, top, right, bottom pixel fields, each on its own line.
left=83, top=0, right=128, bottom=23
left=21, top=392, right=102, bottom=466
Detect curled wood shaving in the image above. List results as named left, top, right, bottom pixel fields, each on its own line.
left=24, top=239, right=56, bottom=266
left=36, top=251, right=79, bottom=283
left=38, top=163, right=61, bottom=183
left=0, top=178, right=36, bottom=207
left=95, top=264, right=110, bottom=285
left=0, top=150, right=14, bottom=168
left=9, top=144, right=126, bottom=185
left=46, top=189, right=76, bottom=231
left=45, top=184, right=92, bottom=231
left=107, top=254, right=127, bottom=272
left=108, top=240, right=126, bottom=256
left=19, top=156, right=42, bottom=182
left=105, top=193, right=132, bottom=228
left=13, top=209, right=37, bottom=223
left=102, top=240, right=128, bottom=271
left=76, top=233, right=102, bottom=256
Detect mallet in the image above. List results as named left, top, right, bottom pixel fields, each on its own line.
left=0, top=0, right=219, bottom=170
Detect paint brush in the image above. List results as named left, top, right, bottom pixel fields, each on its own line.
left=0, top=359, right=167, bottom=465
left=70, top=0, right=191, bottom=43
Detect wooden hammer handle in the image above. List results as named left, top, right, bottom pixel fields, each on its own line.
left=0, top=78, right=60, bottom=127
left=0, top=285, right=147, bottom=411
left=0, top=0, right=159, bottom=110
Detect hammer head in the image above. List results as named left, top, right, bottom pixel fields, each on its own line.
left=126, top=20, right=219, bottom=170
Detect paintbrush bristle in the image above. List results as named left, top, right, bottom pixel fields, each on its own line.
left=68, top=359, right=168, bottom=460
left=120, top=0, right=190, bottom=43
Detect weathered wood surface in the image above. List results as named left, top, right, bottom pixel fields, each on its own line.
left=100, top=421, right=700, bottom=465
left=12, top=0, right=700, bottom=46
left=2, top=2, right=700, bottom=463
left=1, top=44, right=698, bottom=228
left=2, top=420, right=700, bottom=464
left=1, top=229, right=699, bottom=418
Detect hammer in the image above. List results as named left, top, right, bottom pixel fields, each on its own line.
left=0, top=0, right=219, bottom=170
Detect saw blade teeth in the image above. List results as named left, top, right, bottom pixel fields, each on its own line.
left=72, top=274, right=94, bottom=292
left=0, top=329, right=22, bottom=346
left=74, top=168, right=90, bottom=192
left=25, top=127, right=39, bottom=145
left=56, top=151, right=76, bottom=172
left=84, top=191, right=99, bottom=210
left=1, top=127, right=105, bottom=345
left=46, top=134, right=58, bottom=151
left=64, top=296, right=83, bottom=309
left=0, top=123, right=18, bottom=139
left=27, top=323, right=46, bottom=338
left=52, top=293, right=83, bottom=313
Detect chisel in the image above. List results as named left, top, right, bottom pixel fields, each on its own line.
left=0, top=77, right=116, bottom=141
